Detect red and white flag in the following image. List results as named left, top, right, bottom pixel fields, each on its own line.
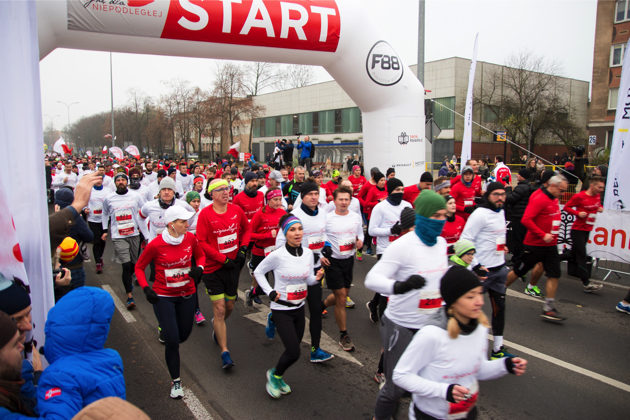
left=109, top=146, right=124, bottom=160
left=104, top=133, right=112, bottom=139
left=101, top=145, right=108, bottom=155
left=86, top=150, right=92, bottom=157
left=53, top=137, right=72, bottom=155
left=125, top=145, right=140, bottom=159
left=227, top=141, right=240, bottom=159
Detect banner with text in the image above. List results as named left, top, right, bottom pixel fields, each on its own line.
left=461, top=33, right=478, bottom=164
left=586, top=210, right=630, bottom=264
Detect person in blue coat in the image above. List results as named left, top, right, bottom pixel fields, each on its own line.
left=36, top=287, right=125, bottom=419
left=297, top=136, right=313, bottom=173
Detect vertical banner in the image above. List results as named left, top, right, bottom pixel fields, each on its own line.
left=461, top=33, right=478, bottom=164
left=586, top=210, right=630, bottom=263
left=604, top=38, right=630, bottom=211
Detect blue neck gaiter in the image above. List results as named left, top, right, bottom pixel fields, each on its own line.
left=414, top=214, right=446, bottom=246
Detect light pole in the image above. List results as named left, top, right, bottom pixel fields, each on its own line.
left=57, top=100, right=79, bottom=131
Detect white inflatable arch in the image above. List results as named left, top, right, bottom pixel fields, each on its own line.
left=1, top=0, right=425, bottom=343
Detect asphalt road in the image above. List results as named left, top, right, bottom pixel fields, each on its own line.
left=86, top=243, right=630, bottom=420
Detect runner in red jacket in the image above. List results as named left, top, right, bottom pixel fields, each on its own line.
left=347, top=165, right=367, bottom=198
left=403, top=172, right=433, bottom=205
left=232, top=171, right=264, bottom=222
left=450, top=166, right=477, bottom=221
left=441, top=195, right=466, bottom=247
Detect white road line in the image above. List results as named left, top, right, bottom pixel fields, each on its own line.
left=101, top=285, right=136, bottom=323
left=506, top=289, right=542, bottom=303
left=488, top=336, right=630, bottom=393
left=238, top=290, right=363, bottom=366
left=183, top=387, right=214, bottom=420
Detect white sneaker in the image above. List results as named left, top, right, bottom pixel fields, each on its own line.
left=170, top=381, right=184, bottom=399
left=583, top=282, right=603, bottom=293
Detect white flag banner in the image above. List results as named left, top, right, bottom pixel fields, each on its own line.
left=604, top=38, right=630, bottom=211
left=461, top=33, right=478, bottom=164
left=125, top=145, right=140, bottom=157
left=586, top=210, right=630, bottom=263
left=53, top=136, right=67, bottom=154
left=109, top=146, right=124, bottom=160
left=86, top=150, right=92, bottom=157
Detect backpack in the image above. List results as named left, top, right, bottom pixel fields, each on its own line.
left=309, top=143, right=315, bottom=159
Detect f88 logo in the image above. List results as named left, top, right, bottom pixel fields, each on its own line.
left=366, top=40, right=404, bottom=86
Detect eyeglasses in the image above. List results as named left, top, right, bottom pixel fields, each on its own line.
left=213, top=187, right=229, bottom=193
left=490, top=192, right=506, bottom=197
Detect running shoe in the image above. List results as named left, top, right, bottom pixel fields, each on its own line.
left=373, top=372, right=385, bottom=385
left=366, top=301, right=378, bottom=324
left=158, top=327, right=165, bottom=344
left=339, top=334, right=355, bottom=352
left=616, top=301, right=630, bottom=314
left=245, top=288, right=254, bottom=307
left=524, top=285, right=543, bottom=298
left=265, top=369, right=282, bottom=398
left=490, top=346, right=517, bottom=360
left=170, top=380, right=183, bottom=399
left=541, top=308, right=567, bottom=322
left=221, top=351, right=234, bottom=369
left=345, top=296, right=355, bottom=309
left=583, top=282, right=603, bottom=293
left=126, top=297, right=135, bottom=310
left=95, top=262, right=103, bottom=274
left=310, top=347, right=334, bottom=363
left=356, top=249, right=363, bottom=261
left=253, top=294, right=262, bottom=304
left=265, top=312, right=276, bottom=340
left=365, top=248, right=373, bottom=255
left=194, top=309, right=206, bottom=325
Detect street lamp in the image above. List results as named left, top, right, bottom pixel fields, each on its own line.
left=57, top=100, right=79, bottom=130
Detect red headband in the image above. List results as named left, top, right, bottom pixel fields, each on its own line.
left=266, top=189, right=282, bottom=201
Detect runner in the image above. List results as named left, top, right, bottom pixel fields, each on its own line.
left=365, top=190, right=448, bottom=420
left=101, top=173, right=147, bottom=309
left=135, top=206, right=205, bottom=399
left=403, top=171, right=433, bottom=205
left=282, top=166, right=306, bottom=211
left=393, top=265, right=527, bottom=420
left=322, top=186, right=364, bottom=351
left=563, top=176, right=605, bottom=292
left=324, top=180, right=361, bottom=216
left=362, top=172, right=387, bottom=256
left=451, top=165, right=477, bottom=221
left=275, top=180, right=334, bottom=363
left=254, top=214, right=325, bottom=398
left=433, top=176, right=451, bottom=197
left=493, top=155, right=512, bottom=186
left=196, top=179, right=251, bottom=369
left=232, top=171, right=264, bottom=223
left=357, top=167, right=380, bottom=256
left=85, top=173, right=111, bottom=274
left=461, top=182, right=516, bottom=360
left=441, top=195, right=466, bottom=246
left=506, top=175, right=569, bottom=321
left=347, top=165, right=367, bottom=198
left=505, top=169, right=534, bottom=282
left=51, top=161, right=78, bottom=191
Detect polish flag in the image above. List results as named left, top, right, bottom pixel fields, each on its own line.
left=125, top=145, right=140, bottom=159
left=227, top=141, right=240, bottom=159
left=101, top=145, right=108, bottom=155
left=53, top=137, right=72, bottom=155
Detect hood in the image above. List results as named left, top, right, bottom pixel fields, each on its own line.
left=44, top=287, right=114, bottom=363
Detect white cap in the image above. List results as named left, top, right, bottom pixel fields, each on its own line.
left=164, top=206, right=195, bottom=224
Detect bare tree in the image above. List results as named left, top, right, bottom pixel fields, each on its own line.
left=276, top=64, right=314, bottom=89
left=213, top=63, right=246, bottom=154
left=127, top=89, right=151, bottom=153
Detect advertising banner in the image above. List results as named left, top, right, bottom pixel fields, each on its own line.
left=461, top=33, right=478, bottom=164
left=586, top=210, right=630, bottom=264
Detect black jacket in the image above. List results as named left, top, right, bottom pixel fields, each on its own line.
left=505, top=180, right=533, bottom=221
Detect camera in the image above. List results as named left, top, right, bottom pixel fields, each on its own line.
left=572, top=145, right=585, bottom=157
left=52, top=269, right=62, bottom=278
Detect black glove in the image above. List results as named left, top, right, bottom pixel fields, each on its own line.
left=321, top=245, right=332, bottom=259
left=143, top=286, right=159, bottom=304
left=235, top=246, right=248, bottom=265
left=464, top=206, right=475, bottom=214
left=393, top=274, right=426, bottom=295
left=472, top=264, right=489, bottom=278
left=313, top=253, right=320, bottom=265
left=268, top=290, right=278, bottom=301
left=190, top=266, right=203, bottom=282
left=390, top=221, right=402, bottom=236
left=502, top=175, right=510, bottom=184
left=224, top=258, right=237, bottom=269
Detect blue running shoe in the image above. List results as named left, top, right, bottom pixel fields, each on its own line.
left=490, top=345, right=517, bottom=360
left=310, top=347, right=334, bottom=363
left=221, top=351, right=234, bottom=369
left=265, top=312, right=276, bottom=340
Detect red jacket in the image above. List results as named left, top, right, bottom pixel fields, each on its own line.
left=357, top=181, right=376, bottom=214
left=522, top=188, right=561, bottom=246
left=564, top=191, right=603, bottom=232
left=323, top=180, right=339, bottom=202
left=232, top=190, right=264, bottom=222
left=364, top=187, right=387, bottom=217
left=450, top=174, right=482, bottom=197
left=348, top=175, right=367, bottom=197
left=403, top=184, right=421, bottom=206
left=135, top=232, right=205, bottom=296
left=450, top=181, right=477, bottom=221
left=196, top=204, right=251, bottom=273
left=441, top=215, right=466, bottom=244
left=250, top=206, right=287, bottom=256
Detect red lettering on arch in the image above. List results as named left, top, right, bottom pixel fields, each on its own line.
left=593, top=227, right=608, bottom=246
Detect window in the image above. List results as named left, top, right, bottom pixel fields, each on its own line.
left=342, top=107, right=361, bottom=133
left=292, top=114, right=299, bottom=134
left=609, top=88, right=619, bottom=110
left=280, top=115, right=292, bottom=136
left=252, top=119, right=261, bottom=137
left=611, top=44, right=625, bottom=67
left=616, top=0, right=630, bottom=22
left=482, top=104, right=498, bottom=123
left=264, top=117, right=275, bottom=137
left=334, top=109, right=343, bottom=133
left=299, top=113, right=313, bottom=134
left=312, top=112, right=319, bottom=134
left=319, top=110, right=335, bottom=133
left=433, top=97, right=455, bottom=129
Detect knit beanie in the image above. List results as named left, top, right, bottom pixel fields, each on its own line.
left=0, top=311, right=18, bottom=350
left=0, top=274, right=31, bottom=316
left=387, top=177, right=404, bottom=195
left=413, top=189, right=446, bottom=217
left=59, top=237, right=79, bottom=262
left=185, top=191, right=200, bottom=203
left=400, top=207, right=416, bottom=231
left=373, top=172, right=385, bottom=183
left=420, top=171, right=433, bottom=183
left=484, top=182, right=505, bottom=198
left=244, top=171, right=257, bottom=185
left=159, top=177, right=176, bottom=192
left=114, top=173, right=128, bottom=182
left=540, top=169, right=555, bottom=184
left=157, top=169, right=167, bottom=178
left=440, top=265, right=481, bottom=309
left=461, top=166, right=474, bottom=175
left=453, top=239, right=475, bottom=257
left=54, top=188, right=74, bottom=209
left=300, top=181, right=319, bottom=198
left=386, top=168, right=395, bottom=177
left=518, top=168, right=530, bottom=179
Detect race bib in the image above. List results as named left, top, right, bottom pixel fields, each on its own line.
left=447, top=382, right=479, bottom=420
left=115, top=209, right=133, bottom=222
left=388, top=234, right=400, bottom=243
left=496, top=236, right=506, bottom=254
left=118, top=223, right=135, bottom=236
left=164, top=267, right=191, bottom=288
left=308, top=234, right=325, bottom=251
left=286, top=283, right=307, bottom=304
left=586, top=215, right=596, bottom=226
left=339, top=236, right=355, bottom=256
left=417, top=290, right=443, bottom=313
left=92, top=208, right=102, bottom=215
left=264, top=246, right=275, bottom=256
left=464, top=200, right=474, bottom=207
left=550, top=220, right=560, bottom=235
left=218, top=232, right=238, bottom=254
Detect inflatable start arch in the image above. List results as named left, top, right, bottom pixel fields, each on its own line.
left=1, top=0, right=426, bottom=344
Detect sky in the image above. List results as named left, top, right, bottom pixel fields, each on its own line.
left=39, top=0, right=598, bottom=131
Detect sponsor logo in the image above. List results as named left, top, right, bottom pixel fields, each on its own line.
left=82, top=0, right=164, bottom=18
left=398, top=132, right=409, bottom=145
left=45, top=388, right=62, bottom=400
left=366, top=40, right=404, bottom=86
left=396, top=131, right=422, bottom=146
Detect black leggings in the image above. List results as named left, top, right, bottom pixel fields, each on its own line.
left=154, top=294, right=196, bottom=379
left=488, top=289, right=506, bottom=336
left=571, top=229, right=591, bottom=284
left=306, top=283, right=322, bottom=349
left=273, top=306, right=305, bottom=376
left=88, top=222, right=106, bottom=263
left=122, top=262, right=134, bottom=294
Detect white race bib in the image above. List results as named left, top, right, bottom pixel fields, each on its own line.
left=308, top=234, right=325, bottom=251
left=218, top=232, right=237, bottom=254
left=464, top=200, right=474, bottom=207
left=285, top=283, right=307, bottom=304
left=164, top=267, right=191, bottom=288
left=550, top=220, right=561, bottom=235
left=338, top=236, right=355, bottom=256
left=496, top=236, right=506, bottom=254
left=447, top=381, right=479, bottom=420
left=417, top=290, right=443, bottom=313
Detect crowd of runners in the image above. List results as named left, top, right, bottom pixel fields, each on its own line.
left=25, top=152, right=626, bottom=419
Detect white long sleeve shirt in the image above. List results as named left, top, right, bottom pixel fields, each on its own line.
left=324, top=197, right=361, bottom=216
left=325, top=211, right=364, bottom=260
left=393, top=324, right=508, bottom=420
left=365, top=232, right=448, bottom=329
left=86, top=186, right=112, bottom=223
left=101, top=191, right=146, bottom=239
left=51, top=172, right=78, bottom=190
left=275, top=205, right=328, bottom=268
left=460, top=207, right=507, bottom=269
left=293, top=187, right=327, bottom=209
left=141, top=171, right=157, bottom=186
left=368, top=199, right=412, bottom=255
left=139, top=199, right=192, bottom=242
left=177, top=172, right=193, bottom=192
left=253, top=246, right=317, bottom=311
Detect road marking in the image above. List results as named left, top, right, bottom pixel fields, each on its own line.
left=506, top=289, right=541, bottom=303
left=183, top=387, right=214, bottom=420
left=101, top=285, right=136, bottom=323
left=488, top=336, right=630, bottom=393
left=238, top=290, right=363, bottom=366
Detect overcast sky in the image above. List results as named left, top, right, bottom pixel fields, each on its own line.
left=40, top=0, right=598, bottom=131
